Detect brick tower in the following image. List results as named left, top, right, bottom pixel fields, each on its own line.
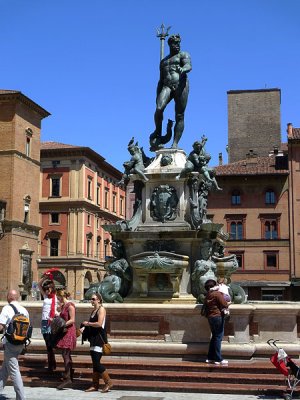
left=227, top=88, right=281, bottom=163
left=0, top=90, right=50, bottom=300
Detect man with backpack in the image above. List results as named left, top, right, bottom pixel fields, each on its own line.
left=0, top=289, right=30, bottom=400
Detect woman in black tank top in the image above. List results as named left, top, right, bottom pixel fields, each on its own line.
left=81, top=293, right=113, bottom=392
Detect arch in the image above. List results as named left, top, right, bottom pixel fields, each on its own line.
left=84, top=271, right=93, bottom=289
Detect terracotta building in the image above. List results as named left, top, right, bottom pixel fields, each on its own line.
left=0, top=90, right=50, bottom=300
left=208, top=147, right=290, bottom=300
left=287, top=123, right=300, bottom=298
left=39, top=142, right=125, bottom=300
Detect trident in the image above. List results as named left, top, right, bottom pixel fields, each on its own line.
left=156, top=23, right=171, bottom=61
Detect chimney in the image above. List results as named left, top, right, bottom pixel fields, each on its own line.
left=287, top=122, right=293, bottom=139
left=218, top=152, right=223, bottom=166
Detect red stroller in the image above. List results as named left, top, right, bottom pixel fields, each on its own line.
left=268, top=339, right=300, bottom=400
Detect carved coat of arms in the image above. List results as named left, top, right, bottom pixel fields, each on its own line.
left=150, top=184, right=178, bottom=223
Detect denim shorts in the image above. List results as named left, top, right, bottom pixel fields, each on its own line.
left=41, top=319, right=51, bottom=335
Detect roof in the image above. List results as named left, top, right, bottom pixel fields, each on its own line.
left=41, top=141, right=81, bottom=150
left=215, top=154, right=288, bottom=176
left=289, top=127, right=300, bottom=140
left=0, top=89, right=50, bottom=118
left=227, top=88, right=280, bottom=94
left=0, top=90, right=20, bottom=94
left=40, top=141, right=122, bottom=178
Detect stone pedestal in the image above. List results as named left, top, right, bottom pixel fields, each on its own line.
left=109, top=148, right=228, bottom=301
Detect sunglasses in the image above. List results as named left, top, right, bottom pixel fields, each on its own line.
left=91, top=297, right=97, bottom=301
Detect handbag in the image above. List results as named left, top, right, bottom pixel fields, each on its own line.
left=102, top=342, right=112, bottom=355
left=99, top=332, right=112, bottom=355
left=76, top=328, right=82, bottom=338
left=50, top=316, right=66, bottom=335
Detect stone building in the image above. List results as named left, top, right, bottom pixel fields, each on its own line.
left=0, top=90, right=50, bottom=300
left=39, top=142, right=126, bottom=300
left=227, top=88, right=281, bottom=163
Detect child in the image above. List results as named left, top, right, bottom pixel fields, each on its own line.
left=210, top=277, right=231, bottom=318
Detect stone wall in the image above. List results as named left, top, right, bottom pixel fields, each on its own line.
left=227, top=89, right=281, bottom=163
left=2, top=301, right=299, bottom=358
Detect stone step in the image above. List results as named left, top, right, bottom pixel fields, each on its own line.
left=1, top=353, right=292, bottom=395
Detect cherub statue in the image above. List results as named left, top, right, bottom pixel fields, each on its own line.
left=119, top=138, right=149, bottom=185
left=176, top=136, right=222, bottom=191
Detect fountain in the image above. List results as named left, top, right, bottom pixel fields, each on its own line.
left=86, top=28, right=246, bottom=307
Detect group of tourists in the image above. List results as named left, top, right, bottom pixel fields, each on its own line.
left=0, top=272, right=113, bottom=400
left=0, top=268, right=231, bottom=400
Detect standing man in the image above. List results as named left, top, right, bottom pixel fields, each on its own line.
left=150, top=33, right=192, bottom=151
left=0, top=289, right=28, bottom=400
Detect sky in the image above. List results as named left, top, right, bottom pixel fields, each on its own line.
left=1, top=0, right=300, bottom=171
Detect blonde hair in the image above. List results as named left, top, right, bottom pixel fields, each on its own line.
left=56, top=288, right=71, bottom=299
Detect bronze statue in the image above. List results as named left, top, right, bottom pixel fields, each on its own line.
left=191, top=239, right=218, bottom=303
left=119, top=138, right=149, bottom=185
left=177, top=136, right=222, bottom=190
left=85, top=241, right=132, bottom=303
left=150, top=34, right=192, bottom=151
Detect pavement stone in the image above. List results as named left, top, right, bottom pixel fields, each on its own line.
left=0, top=387, right=284, bottom=400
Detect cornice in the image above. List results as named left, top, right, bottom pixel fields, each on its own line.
left=0, top=149, right=40, bottom=166
left=3, top=220, right=41, bottom=235
left=39, top=199, right=122, bottom=221
left=41, top=147, right=122, bottom=179
left=0, top=92, right=50, bottom=118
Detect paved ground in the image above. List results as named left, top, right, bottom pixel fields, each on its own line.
left=0, top=387, right=285, bottom=400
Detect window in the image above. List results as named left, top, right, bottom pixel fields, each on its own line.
left=231, top=190, right=241, bottom=205
left=20, top=250, right=33, bottom=296
left=25, top=137, right=31, bottom=157
left=51, top=177, right=61, bottom=197
left=112, top=193, right=116, bottom=213
left=0, top=200, right=6, bottom=221
left=87, top=178, right=93, bottom=200
left=24, top=204, right=29, bottom=223
left=120, top=196, right=124, bottom=216
left=264, top=251, right=278, bottom=269
left=261, top=288, right=284, bottom=301
left=25, top=128, right=32, bottom=158
left=228, top=251, right=244, bottom=270
left=50, top=213, right=59, bottom=224
left=87, top=214, right=91, bottom=225
left=96, top=236, right=101, bottom=259
left=23, top=195, right=31, bottom=224
left=50, top=238, right=59, bottom=256
left=226, top=214, right=246, bottom=240
left=86, top=239, right=91, bottom=257
left=86, top=232, right=93, bottom=257
left=264, top=221, right=278, bottom=239
left=104, top=189, right=109, bottom=209
left=230, top=221, right=243, bottom=240
left=259, top=214, right=280, bottom=240
left=265, top=189, right=276, bottom=205
left=104, top=238, right=110, bottom=258
left=97, top=184, right=101, bottom=205
left=96, top=218, right=99, bottom=230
